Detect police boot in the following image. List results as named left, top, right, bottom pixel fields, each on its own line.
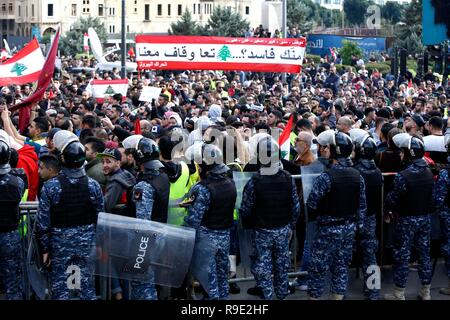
left=418, top=284, right=431, bottom=300
left=329, top=293, right=344, bottom=300
left=228, top=255, right=240, bottom=294
left=439, top=281, right=450, bottom=295
left=383, top=286, right=405, bottom=300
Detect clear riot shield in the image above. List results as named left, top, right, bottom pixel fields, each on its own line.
left=189, top=231, right=217, bottom=294
left=301, top=162, right=325, bottom=242
left=233, top=171, right=256, bottom=268
left=27, top=235, right=50, bottom=300
left=92, top=212, right=195, bottom=288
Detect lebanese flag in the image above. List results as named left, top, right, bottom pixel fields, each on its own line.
left=83, top=32, right=89, bottom=53
left=0, top=38, right=45, bottom=86
left=9, top=30, right=60, bottom=133
left=1, top=48, right=9, bottom=62
left=408, top=79, right=413, bottom=88
left=278, top=115, right=294, bottom=160
left=89, top=79, right=129, bottom=103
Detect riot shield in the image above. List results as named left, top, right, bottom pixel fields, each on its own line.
left=233, top=171, right=257, bottom=210
left=300, top=161, right=324, bottom=210
left=92, top=212, right=195, bottom=288
left=189, top=231, right=218, bottom=294
left=301, top=162, right=325, bottom=242
left=27, top=235, right=50, bottom=300
left=233, top=171, right=256, bottom=268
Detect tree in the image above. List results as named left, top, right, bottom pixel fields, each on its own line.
left=59, top=17, right=107, bottom=57
left=381, top=1, right=404, bottom=25
left=395, top=0, right=422, bottom=54
left=339, top=40, right=363, bottom=65
left=343, top=0, right=370, bottom=26
left=202, top=6, right=249, bottom=37
left=287, top=0, right=315, bottom=33
left=217, top=45, right=233, bottom=61
left=168, top=10, right=200, bottom=35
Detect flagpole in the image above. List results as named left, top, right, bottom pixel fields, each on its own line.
left=121, top=0, right=126, bottom=79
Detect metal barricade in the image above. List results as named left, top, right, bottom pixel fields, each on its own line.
left=19, top=201, right=39, bottom=300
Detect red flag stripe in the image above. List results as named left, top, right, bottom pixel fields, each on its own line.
left=279, top=115, right=294, bottom=145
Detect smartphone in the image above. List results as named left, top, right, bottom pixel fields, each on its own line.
left=398, top=117, right=404, bottom=129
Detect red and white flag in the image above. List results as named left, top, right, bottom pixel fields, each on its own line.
left=0, top=38, right=45, bottom=86
left=88, top=79, right=129, bottom=103
left=278, top=115, right=294, bottom=160
left=83, top=32, right=89, bottom=53
left=9, top=30, right=60, bottom=132
left=136, top=36, right=306, bottom=73
left=0, top=48, right=9, bottom=62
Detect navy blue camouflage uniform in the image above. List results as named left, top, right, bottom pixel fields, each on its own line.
left=306, top=160, right=367, bottom=299
left=432, top=166, right=450, bottom=280
left=384, top=159, right=432, bottom=288
left=239, top=169, right=301, bottom=300
left=36, top=167, right=104, bottom=300
left=185, top=172, right=235, bottom=300
left=354, top=159, right=383, bottom=300
left=0, top=172, right=25, bottom=300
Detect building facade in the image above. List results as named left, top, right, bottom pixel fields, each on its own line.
left=314, top=0, right=411, bottom=11
left=1, top=0, right=281, bottom=42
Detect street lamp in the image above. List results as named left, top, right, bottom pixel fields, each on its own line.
left=121, top=0, right=126, bottom=79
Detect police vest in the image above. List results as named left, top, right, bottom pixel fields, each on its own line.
left=250, top=170, right=293, bottom=229
left=0, top=174, right=22, bottom=233
left=167, top=162, right=190, bottom=226
left=397, top=168, right=434, bottom=216
left=50, top=175, right=98, bottom=228
left=356, top=167, right=383, bottom=216
left=316, top=167, right=361, bottom=219
left=10, top=168, right=28, bottom=202
left=199, top=176, right=236, bottom=230
left=139, top=171, right=170, bottom=223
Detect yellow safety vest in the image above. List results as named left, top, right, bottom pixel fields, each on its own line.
left=18, top=189, right=29, bottom=237
left=167, top=162, right=190, bottom=226
left=227, top=162, right=243, bottom=221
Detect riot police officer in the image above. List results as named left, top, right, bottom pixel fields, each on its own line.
left=239, top=137, right=301, bottom=300
left=384, top=133, right=434, bottom=300
left=433, top=139, right=450, bottom=295
left=306, top=131, right=367, bottom=300
left=36, top=130, right=104, bottom=300
left=0, top=138, right=25, bottom=300
left=184, top=143, right=237, bottom=300
left=351, top=129, right=383, bottom=300
left=130, top=137, right=170, bottom=300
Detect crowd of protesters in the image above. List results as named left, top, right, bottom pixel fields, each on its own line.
left=0, top=47, right=450, bottom=300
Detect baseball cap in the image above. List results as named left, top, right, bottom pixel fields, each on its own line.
left=97, top=148, right=122, bottom=161
left=48, top=128, right=62, bottom=140
left=151, top=125, right=166, bottom=138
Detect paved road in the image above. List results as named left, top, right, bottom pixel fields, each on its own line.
left=226, top=259, right=450, bottom=300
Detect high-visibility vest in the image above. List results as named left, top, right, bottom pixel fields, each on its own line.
left=18, top=190, right=29, bottom=237
left=227, top=162, right=243, bottom=221
left=167, top=162, right=190, bottom=226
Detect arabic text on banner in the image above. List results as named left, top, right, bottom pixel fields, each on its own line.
left=135, top=36, right=306, bottom=73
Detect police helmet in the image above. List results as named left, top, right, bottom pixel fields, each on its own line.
left=61, top=141, right=86, bottom=168
left=134, top=137, right=160, bottom=164
left=393, top=133, right=425, bottom=160
left=0, top=138, right=11, bottom=165
left=330, top=132, right=354, bottom=159
left=356, top=136, right=377, bottom=160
